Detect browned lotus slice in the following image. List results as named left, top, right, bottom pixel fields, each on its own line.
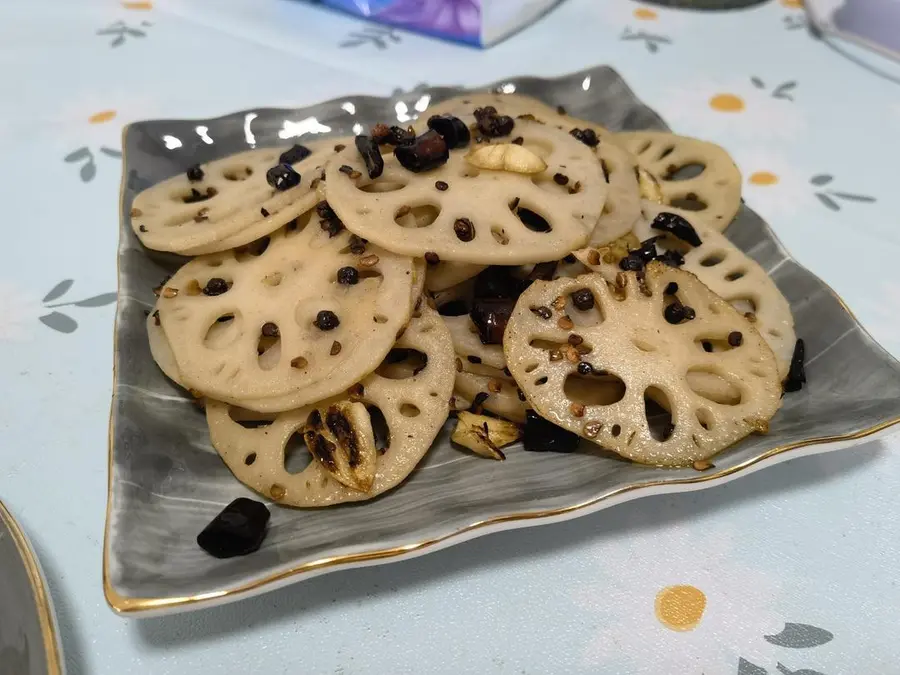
left=504, top=264, right=782, bottom=466
left=205, top=302, right=456, bottom=506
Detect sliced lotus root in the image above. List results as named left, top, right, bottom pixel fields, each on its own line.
left=131, top=140, right=340, bottom=254
left=584, top=141, right=641, bottom=246
left=612, top=132, right=741, bottom=231
left=504, top=264, right=782, bottom=466
left=455, top=369, right=527, bottom=424
left=156, top=214, right=415, bottom=410
left=205, top=303, right=455, bottom=506
left=323, top=120, right=606, bottom=264
left=425, top=261, right=486, bottom=292
left=147, top=305, right=185, bottom=387
left=577, top=202, right=796, bottom=378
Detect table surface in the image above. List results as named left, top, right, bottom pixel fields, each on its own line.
left=1, top=1, right=899, bottom=673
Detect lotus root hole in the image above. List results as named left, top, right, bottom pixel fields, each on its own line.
left=632, top=338, right=657, bottom=353
left=206, top=259, right=223, bottom=268
left=357, top=269, right=384, bottom=284
left=400, top=403, right=421, bottom=418
left=284, top=432, right=312, bottom=474
left=696, top=408, right=714, bottom=431
left=729, top=296, right=757, bottom=314
left=359, top=180, right=406, bottom=194
left=491, top=227, right=510, bottom=245
left=524, top=362, right=540, bottom=374
left=262, top=271, right=283, bottom=287
left=374, top=314, right=389, bottom=324
left=568, top=295, right=604, bottom=327
left=376, top=349, right=428, bottom=380
left=565, top=373, right=626, bottom=406
left=695, top=337, right=738, bottom=354
left=657, top=145, right=675, bottom=160
left=725, top=269, right=746, bottom=282
left=234, top=237, right=271, bottom=262
left=644, top=387, right=674, bottom=442
left=514, top=206, right=552, bottom=233
left=173, top=187, right=217, bottom=204
left=256, top=327, right=281, bottom=371
left=700, top=252, right=726, bottom=267
left=223, top=165, right=253, bottom=181
left=521, top=137, right=554, bottom=159
left=534, top=376, right=549, bottom=386
left=244, top=452, right=257, bottom=466
left=687, top=368, right=742, bottom=406
left=227, top=406, right=276, bottom=429
left=395, top=204, right=441, bottom=229
left=367, top=405, right=391, bottom=452
left=669, top=194, right=708, bottom=211
left=636, top=140, right=653, bottom=154
left=664, top=163, right=706, bottom=181
left=611, top=424, right=622, bottom=437
left=768, top=328, right=782, bottom=338
left=204, top=313, right=241, bottom=350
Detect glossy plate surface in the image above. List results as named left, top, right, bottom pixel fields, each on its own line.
left=105, top=65, right=900, bottom=617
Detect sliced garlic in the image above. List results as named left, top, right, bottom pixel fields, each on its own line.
left=465, top=143, right=548, bottom=175
left=451, top=411, right=522, bottom=460
left=302, top=401, right=377, bottom=492
left=637, top=167, right=663, bottom=203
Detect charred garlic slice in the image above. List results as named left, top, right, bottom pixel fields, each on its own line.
left=451, top=412, right=522, bottom=460
left=303, top=402, right=376, bottom=492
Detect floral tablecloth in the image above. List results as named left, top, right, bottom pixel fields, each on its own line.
left=1, top=1, right=898, bottom=673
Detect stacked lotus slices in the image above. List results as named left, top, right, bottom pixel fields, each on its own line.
left=134, top=92, right=804, bottom=508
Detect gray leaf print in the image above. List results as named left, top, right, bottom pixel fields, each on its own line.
left=111, top=34, right=125, bottom=48
left=776, top=664, right=826, bottom=675
left=764, top=623, right=834, bottom=648
left=738, top=657, right=768, bottom=675
left=80, top=161, right=96, bottom=182
left=64, top=147, right=90, bottom=163
left=815, top=193, right=840, bottom=211
left=829, top=191, right=875, bottom=203
left=809, top=174, right=832, bottom=186
left=74, top=292, right=117, bottom=307
left=43, top=279, right=73, bottom=303
left=99, top=147, right=122, bottom=158
left=751, top=76, right=765, bottom=88
left=39, top=312, right=78, bottom=334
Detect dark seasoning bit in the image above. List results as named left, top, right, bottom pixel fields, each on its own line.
left=453, top=217, right=475, bottom=242
left=530, top=306, right=552, bottom=320
left=316, top=201, right=344, bottom=238
left=664, top=299, right=696, bottom=325
left=577, top=361, right=593, bottom=375
left=426, top=114, right=471, bottom=149
left=354, top=135, right=385, bottom=179
left=339, top=164, right=362, bottom=179
left=473, top=106, right=515, bottom=138
left=424, top=252, right=440, bottom=265
left=197, top=497, right=270, bottom=559
left=203, top=277, right=229, bottom=296
left=782, top=338, right=806, bottom=393
left=261, top=322, right=279, bottom=338
left=337, top=266, right=359, bottom=285
left=266, top=163, right=301, bottom=191
left=186, top=164, right=204, bottom=182
left=260, top=207, right=270, bottom=218
left=569, top=128, right=600, bottom=148
left=553, top=173, right=569, bottom=186
left=183, top=187, right=217, bottom=203
left=571, top=288, right=594, bottom=311
left=371, top=123, right=414, bottom=146
left=523, top=410, right=580, bottom=453
left=435, top=180, right=449, bottom=191
left=348, top=234, right=367, bottom=254
left=314, top=310, right=340, bottom=331
left=394, top=130, right=449, bottom=173
left=650, top=212, right=703, bottom=247
left=727, top=331, right=743, bottom=347
left=279, top=144, right=312, bottom=165
left=470, top=298, right=514, bottom=345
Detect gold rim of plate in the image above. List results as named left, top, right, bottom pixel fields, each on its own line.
left=103, top=114, right=900, bottom=616
left=0, top=499, right=64, bottom=672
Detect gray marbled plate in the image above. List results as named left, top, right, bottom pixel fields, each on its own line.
left=104, top=65, right=900, bottom=617
left=0, top=500, right=64, bottom=674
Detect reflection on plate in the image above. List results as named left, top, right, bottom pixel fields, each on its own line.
left=0, top=500, right=64, bottom=674
left=104, top=64, right=900, bottom=617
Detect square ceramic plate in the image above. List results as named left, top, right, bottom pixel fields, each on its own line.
left=104, top=65, right=900, bottom=617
